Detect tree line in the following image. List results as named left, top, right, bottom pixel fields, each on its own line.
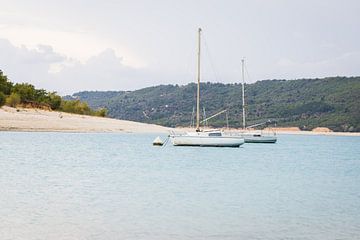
left=0, top=70, right=107, bottom=117
left=71, top=77, right=360, bottom=132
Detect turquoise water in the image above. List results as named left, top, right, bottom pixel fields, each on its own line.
left=0, top=132, right=359, bottom=240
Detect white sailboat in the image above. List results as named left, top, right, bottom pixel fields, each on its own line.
left=231, top=59, right=277, bottom=143
left=170, top=28, right=244, bottom=147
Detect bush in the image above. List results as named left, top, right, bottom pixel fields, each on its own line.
left=60, top=100, right=92, bottom=115
left=47, top=92, right=62, bottom=110
left=0, top=70, right=13, bottom=95
left=6, top=93, right=21, bottom=107
left=12, top=83, right=36, bottom=102
left=94, top=108, right=107, bottom=117
left=0, top=92, right=5, bottom=107
left=0, top=70, right=101, bottom=117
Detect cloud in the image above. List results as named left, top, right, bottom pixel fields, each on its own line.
left=0, top=39, right=67, bottom=90
left=274, top=51, right=360, bottom=79
left=0, top=38, right=171, bottom=94
left=51, top=48, right=135, bottom=92
left=0, top=39, right=65, bottom=64
left=1, top=32, right=359, bottom=96
left=0, top=23, right=146, bottom=68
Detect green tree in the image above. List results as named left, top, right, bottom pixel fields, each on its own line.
left=12, top=83, right=37, bottom=102
left=94, top=108, right=107, bottom=117
left=35, top=89, right=48, bottom=103
left=46, top=92, right=62, bottom=110
left=0, top=70, right=13, bottom=95
left=0, top=92, right=5, bottom=107
left=6, top=93, right=21, bottom=107
left=60, top=100, right=92, bottom=115
left=71, top=77, right=360, bottom=131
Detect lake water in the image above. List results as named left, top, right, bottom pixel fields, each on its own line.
left=0, top=132, right=359, bottom=240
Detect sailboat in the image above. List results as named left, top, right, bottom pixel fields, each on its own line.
left=169, top=28, right=244, bottom=147
left=233, top=59, right=277, bottom=143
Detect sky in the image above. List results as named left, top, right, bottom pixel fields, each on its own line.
left=0, top=0, right=359, bottom=94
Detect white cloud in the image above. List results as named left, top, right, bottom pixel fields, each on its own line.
left=274, top=51, right=360, bottom=79
left=0, top=38, right=171, bottom=94
left=0, top=24, right=146, bottom=68
left=0, top=0, right=359, bottom=94
left=1, top=37, right=359, bottom=96
left=0, top=38, right=66, bottom=89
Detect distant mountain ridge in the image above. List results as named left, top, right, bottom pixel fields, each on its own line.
left=69, top=77, right=360, bottom=132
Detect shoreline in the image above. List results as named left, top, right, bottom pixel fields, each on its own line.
left=0, top=106, right=170, bottom=134
left=172, top=127, right=360, bottom=137
left=1, top=106, right=359, bottom=136
left=270, top=130, right=360, bottom=137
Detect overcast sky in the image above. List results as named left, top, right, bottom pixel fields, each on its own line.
left=0, top=0, right=359, bottom=94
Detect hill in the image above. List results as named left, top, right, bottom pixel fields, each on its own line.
left=69, top=77, right=360, bottom=132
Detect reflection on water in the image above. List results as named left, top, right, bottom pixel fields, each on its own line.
left=0, top=132, right=359, bottom=240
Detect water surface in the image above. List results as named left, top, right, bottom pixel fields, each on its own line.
left=0, top=132, right=359, bottom=239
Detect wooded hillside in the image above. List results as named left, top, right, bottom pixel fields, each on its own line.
left=70, top=77, right=360, bottom=132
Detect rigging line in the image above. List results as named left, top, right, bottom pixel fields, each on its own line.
left=203, top=35, right=222, bottom=83
left=244, top=61, right=253, bottom=83
left=182, top=39, right=197, bottom=125
left=185, top=48, right=195, bottom=83
left=182, top=35, right=196, bottom=84
left=162, top=135, right=170, bottom=147
left=203, top=107, right=207, bottom=128
left=200, top=109, right=228, bottom=123
left=226, top=110, right=229, bottom=129
left=190, top=106, right=195, bottom=128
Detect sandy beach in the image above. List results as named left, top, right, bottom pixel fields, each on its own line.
left=1, top=106, right=359, bottom=136
left=0, top=106, right=170, bottom=133
left=175, top=126, right=360, bottom=137
left=263, top=127, right=360, bottom=137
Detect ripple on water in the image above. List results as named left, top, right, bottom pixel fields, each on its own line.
left=0, top=132, right=359, bottom=240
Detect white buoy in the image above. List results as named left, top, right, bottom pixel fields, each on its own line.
left=153, top=136, right=164, bottom=146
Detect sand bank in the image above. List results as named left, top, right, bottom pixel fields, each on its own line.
left=174, top=126, right=360, bottom=137
left=1, top=106, right=359, bottom=136
left=263, top=127, right=360, bottom=136
left=0, top=106, right=170, bottom=133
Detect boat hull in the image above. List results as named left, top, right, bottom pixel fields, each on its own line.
left=244, top=136, right=277, bottom=143
left=170, top=135, right=245, bottom=147
left=224, top=132, right=277, bottom=143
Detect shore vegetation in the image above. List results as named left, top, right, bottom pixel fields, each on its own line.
left=0, top=70, right=107, bottom=117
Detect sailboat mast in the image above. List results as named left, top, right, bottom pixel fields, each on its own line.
left=241, top=59, right=246, bottom=129
left=196, top=28, right=202, bottom=131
